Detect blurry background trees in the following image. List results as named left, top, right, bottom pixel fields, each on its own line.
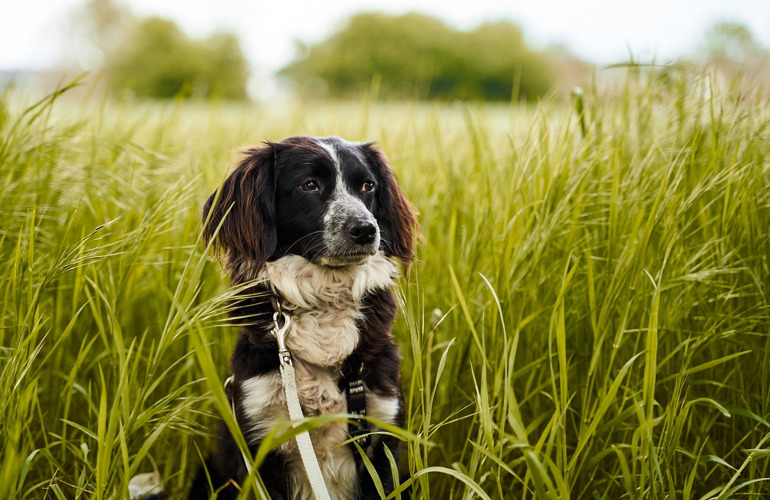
left=61, top=3, right=768, bottom=102
left=104, top=17, right=248, bottom=99
left=78, top=0, right=249, bottom=99
left=279, top=13, right=566, bottom=101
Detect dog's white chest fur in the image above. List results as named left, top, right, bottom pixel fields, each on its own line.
left=238, top=253, right=401, bottom=499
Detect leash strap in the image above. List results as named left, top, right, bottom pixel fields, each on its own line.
left=271, top=308, right=332, bottom=500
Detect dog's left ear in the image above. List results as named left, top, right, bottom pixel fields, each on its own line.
left=359, top=142, right=418, bottom=268
left=202, top=144, right=278, bottom=272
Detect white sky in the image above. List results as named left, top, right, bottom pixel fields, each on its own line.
left=2, top=0, right=769, bottom=74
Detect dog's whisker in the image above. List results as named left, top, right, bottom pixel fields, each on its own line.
left=280, top=230, right=326, bottom=257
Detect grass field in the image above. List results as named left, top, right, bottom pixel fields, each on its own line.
left=1, top=70, right=769, bottom=499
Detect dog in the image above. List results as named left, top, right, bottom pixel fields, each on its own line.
left=189, top=136, right=416, bottom=499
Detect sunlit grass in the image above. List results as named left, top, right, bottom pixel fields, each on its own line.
left=1, top=69, right=768, bottom=499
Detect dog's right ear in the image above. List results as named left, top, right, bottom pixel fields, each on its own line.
left=358, top=142, right=418, bottom=269
left=202, top=145, right=277, bottom=270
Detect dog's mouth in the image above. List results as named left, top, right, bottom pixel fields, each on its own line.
left=317, top=251, right=375, bottom=267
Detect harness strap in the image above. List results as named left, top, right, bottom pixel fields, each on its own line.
left=344, top=360, right=371, bottom=466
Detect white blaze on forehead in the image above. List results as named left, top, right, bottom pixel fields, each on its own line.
left=316, top=138, right=342, bottom=173
left=316, top=137, right=365, bottom=203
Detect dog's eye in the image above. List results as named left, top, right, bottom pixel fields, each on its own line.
left=299, top=180, right=320, bottom=192
left=362, top=180, right=375, bottom=192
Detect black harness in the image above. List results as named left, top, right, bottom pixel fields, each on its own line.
left=342, top=357, right=371, bottom=464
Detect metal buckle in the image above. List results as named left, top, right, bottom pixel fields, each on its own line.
left=270, top=308, right=292, bottom=366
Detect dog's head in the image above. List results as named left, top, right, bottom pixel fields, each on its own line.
left=203, top=136, right=416, bottom=274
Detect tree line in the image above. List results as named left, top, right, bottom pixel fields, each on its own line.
left=98, top=10, right=767, bottom=101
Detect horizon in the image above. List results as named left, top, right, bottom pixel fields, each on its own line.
left=3, top=0, right=769, bottom=70
left=2, top=0, right=769, bottom=100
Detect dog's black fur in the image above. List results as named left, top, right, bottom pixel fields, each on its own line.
left=189, top=136, right=416, bottom=499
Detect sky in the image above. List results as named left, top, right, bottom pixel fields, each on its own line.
left=2, top=0, right=769, bottom=77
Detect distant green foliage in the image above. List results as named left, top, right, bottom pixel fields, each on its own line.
left=280, top=13, right=555, bottom=101
left=105, top=17, right=249, bottom=99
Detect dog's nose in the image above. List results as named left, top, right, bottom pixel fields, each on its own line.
left=347, top=219, right=377, bottom=245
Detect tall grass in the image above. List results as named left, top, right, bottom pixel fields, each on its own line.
left=1, top=69, right=768, bottom=499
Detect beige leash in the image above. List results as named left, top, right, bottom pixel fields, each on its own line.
left=226, top=305, right=331, bottom=500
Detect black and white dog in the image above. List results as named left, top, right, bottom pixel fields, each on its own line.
left=190, top=136, right=416, bottom=499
